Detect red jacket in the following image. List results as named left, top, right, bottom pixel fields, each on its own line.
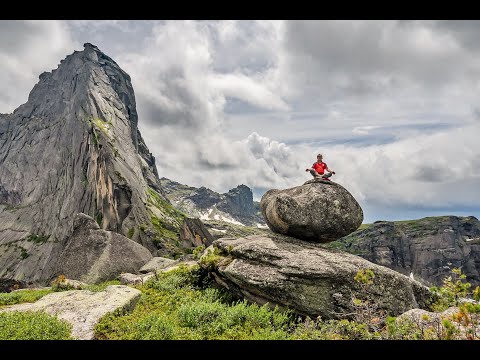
left=312, top=162, right=328, bottom=174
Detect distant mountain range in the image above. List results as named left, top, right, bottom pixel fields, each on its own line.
left=326, top=215, right=480, bottom=287
left=159, top=178, right=266, bottom=227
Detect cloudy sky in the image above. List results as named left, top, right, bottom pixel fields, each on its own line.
left=1, top=20, right=480, bottom=223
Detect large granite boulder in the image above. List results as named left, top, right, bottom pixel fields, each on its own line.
left=0, top=285, right=141, bottom=340
left=201, top=234, right=431, bottom=320
left=54, top=213, right=152, bottom=284
left=260, top=178, right=363, bottom=243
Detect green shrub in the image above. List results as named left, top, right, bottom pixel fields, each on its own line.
left=26, top=234, right=50, bottom=244
left=192, top=245, right=205, bottom=259
left=430, top=268, right=472, bottom=312
left=0, top=311, right=72, bottom=340
left=93, top=264, right=480, bottom=340
left=94, top=265, right=293, bottom=340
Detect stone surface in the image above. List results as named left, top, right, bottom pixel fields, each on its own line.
left=260, top=179, right=363, bottom=243
left=397, top=307, right=459, bottom=328
left=334, top=216, right=480, bottom=287
left=160, top=178, right=265, bottom=226
left=160, top=260, right=198, bottom=273
left=120, top=272, right=155, bottom=285
left=54, top=213, right=153, bottom=284
left=396, top=307, right=480, bottom=339
left=56, top=279, right=88, bottom=290
left=0, top=279, right=26, bottom=293
left=179, top=218, right=215, bottom=248
left=0, top=285, right=141, bottom=340
left=139, top=257, right=177, bottom=273
left=0, top=43, right=183, bottom=284
left=202, top=234, right=431, bottom=320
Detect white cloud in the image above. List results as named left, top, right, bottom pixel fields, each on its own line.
left=0, top=20, right=77, bottom=112
left=352, top=126, right=382, bottom=135
left=2, top=20, right=480, bottom=223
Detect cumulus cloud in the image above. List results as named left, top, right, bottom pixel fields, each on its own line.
left=2, top=20, right=480, bottom=222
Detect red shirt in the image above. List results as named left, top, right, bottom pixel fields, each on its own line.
left=312, top=161, right=328, bottom=174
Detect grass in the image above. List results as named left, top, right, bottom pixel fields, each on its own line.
left=20, top=247, right=29, bottom=259
left=145, top=187, right=188, bottom=255
left=147, top=187, right=187, bottom=225
left=95, top=264, right=435, bottom=340
left=94, top=265, right=298, bottom=340
left=0, top=288, right=53, bottom=307
left=0, top=311, right=72, bottom=340
left=0, top=279, right=121, bottom=309
left=357, top=223, right=371, bottom=231
left=82, top=280, right=121, bottom=292
left=26, top=234, right=50, bottom=244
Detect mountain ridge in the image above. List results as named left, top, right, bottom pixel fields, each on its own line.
left=159, top=177, right=265, bottom=227
left=330, top=215, right=480, bottom=287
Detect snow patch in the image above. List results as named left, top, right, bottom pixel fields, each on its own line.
left=198, top=207, right=245, bottom=226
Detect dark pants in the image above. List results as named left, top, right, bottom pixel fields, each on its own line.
left=309, top=170, right=332, bottom=179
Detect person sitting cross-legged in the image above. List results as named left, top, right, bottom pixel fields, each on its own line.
left=305, top=153, right=335, bottom=180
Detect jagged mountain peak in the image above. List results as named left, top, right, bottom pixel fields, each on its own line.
left=159, top=178, right=264, bottom=227
left=0, top=44, right=181, bottom=284
left=14, top=43, right=139, bottom=149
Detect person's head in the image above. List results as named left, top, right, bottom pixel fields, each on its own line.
left=316, top=154, right=323, bottom=162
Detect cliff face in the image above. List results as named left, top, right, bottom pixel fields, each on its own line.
left=0, top=43, right=183, bottom=284
left=160, top=178, right=264, bottom=226
left=331, top=216, right=480, bottom=287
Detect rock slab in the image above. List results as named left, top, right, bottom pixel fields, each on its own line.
left=0, top=285, right=141, bottom=340
left=139, top=257, right=178, bottom=273
left=55, top=213, right=152, bottom=284
left=203, top=234, right=431, bottom=320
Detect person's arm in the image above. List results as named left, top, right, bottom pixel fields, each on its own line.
left=325, top=163, right=335, bottom=174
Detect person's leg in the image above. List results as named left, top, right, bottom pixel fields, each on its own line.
left=309, top=169, right=321, bottom=178
left=322, top=172, right=333, bottom=179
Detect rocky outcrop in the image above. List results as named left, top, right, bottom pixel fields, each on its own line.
left=0, top=285, right=141, bottom=340
left=0, top=279, right=25, bottom=293
left=139, top=257, right=177, bottom=273
left=54, top=213, right=152, bottom=284
left=397, top=307, right=459, bottom=329
left=334, top=216, right=480, bottom=287
left=218, top=185, right=257, bottom=219
left=120, top=272, right=155, bottom=285
left=201, top=234, right=431, bottom=320
left=179, top=218, right=215, bottom=248
left=395, top=307, right=480, bottom=339
left=260, top=178, right=363, bottom=243
left=0, top=43, right=185, bottom=284
left=160, top=178, right=264, bottom=226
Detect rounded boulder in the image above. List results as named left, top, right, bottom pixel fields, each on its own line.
left=260, top=179, right=363, bottom=243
